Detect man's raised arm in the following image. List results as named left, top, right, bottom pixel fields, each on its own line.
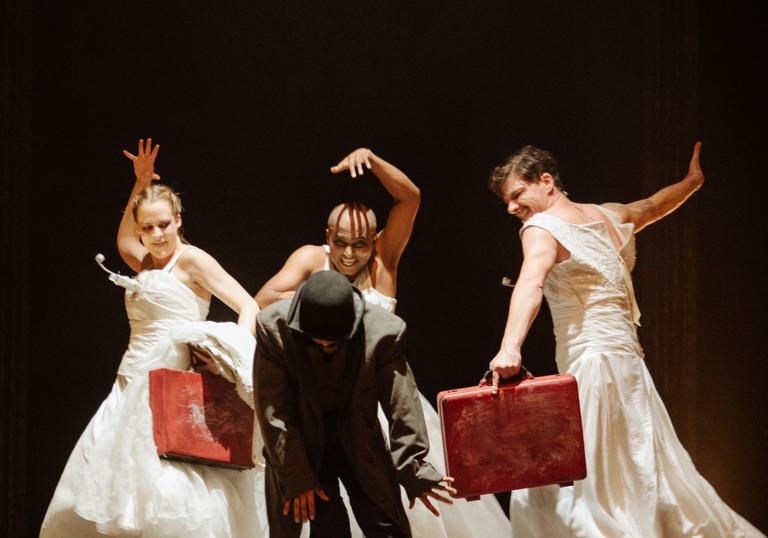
left=603, top=142, right=704, bottom=233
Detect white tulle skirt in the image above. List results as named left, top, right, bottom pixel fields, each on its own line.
left=39, top=374, right=269, bottom=538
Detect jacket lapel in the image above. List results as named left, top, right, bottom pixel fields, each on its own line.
left=338, top=327, right=365, bottom=412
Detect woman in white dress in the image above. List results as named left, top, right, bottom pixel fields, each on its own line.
left=488, top=142, right=764, bottom=537
left=40, top=139, right=267, bottom=537
left=256, top=148, right=511, bottom=537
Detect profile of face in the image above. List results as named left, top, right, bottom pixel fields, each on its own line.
left=326, top=205, right=375, bottom=277
left=135, top=199, right=182, bottom=260
left=501, top=173, right=555, bottom=222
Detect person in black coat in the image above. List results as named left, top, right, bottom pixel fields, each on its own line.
left=254, top=271, right=455, bottom=538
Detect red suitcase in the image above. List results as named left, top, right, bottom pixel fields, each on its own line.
left=438, top=371, right=586, bottom=500
left=149, top=368, right=255, bottom=470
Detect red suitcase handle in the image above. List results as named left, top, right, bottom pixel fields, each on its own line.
left=479, top=366, right=533, bottom=387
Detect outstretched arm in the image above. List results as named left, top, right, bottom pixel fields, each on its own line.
left=330, top=148, right=420, bottom=270
left=604, top=142, right=704, bottom=233
left=254, top=245, right=323, bottom=308
left=181, top=248, right=260, bottom=334
left=376, top=322, right=450, bottom=507
left=489, top=226, right=558, bottom=391
left=117, top=138, right=161, bottom=272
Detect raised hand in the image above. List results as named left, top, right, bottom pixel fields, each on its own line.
left=408, top=477, right=457, bottom=517
left=123, top=138, right=161, bottom=186
left=282, top=487, right=329, bottom=523
left=685, top=141, right=704, bottom=189
left=330, top=147, right=374, bottom=178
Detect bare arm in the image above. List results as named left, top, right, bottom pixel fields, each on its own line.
left=330, top=148, right=420, bottom=270
left=603, top=142, right=704, bottom=233
left=489, top=226, right=559, bottom=391
left=117, top=138, right=161, bottom=272
left=254, top=245, right=324, bottom=308
left=180, top=247, right=260, bottom=334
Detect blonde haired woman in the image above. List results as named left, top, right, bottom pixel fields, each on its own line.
left=40, top=139, right=266, bottom=537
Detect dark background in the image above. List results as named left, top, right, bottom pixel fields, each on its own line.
left=3, top=1, right=766, bottom=535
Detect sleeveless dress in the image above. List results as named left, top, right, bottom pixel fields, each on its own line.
left=508, top=207, right=764, bottom=537
left=323, top=246, right=512, bottom=538
left=40, top=250, right=269, bottom=538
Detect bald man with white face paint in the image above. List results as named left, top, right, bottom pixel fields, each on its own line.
left=255, top=148, right=420, bottom=312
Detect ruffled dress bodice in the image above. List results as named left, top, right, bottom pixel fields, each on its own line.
left=40, top=249, right=265, bottom=538
left=118, top=268, right=210, bottom=379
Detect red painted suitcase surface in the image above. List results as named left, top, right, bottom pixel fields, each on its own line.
left=149, top=368, right=255, bottom=470
left=438, top=372, right=586, bottom=499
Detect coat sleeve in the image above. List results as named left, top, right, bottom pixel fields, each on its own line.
left=376, top=322, right=444, bottom=499
left=254, top=318, right=319, bottom=499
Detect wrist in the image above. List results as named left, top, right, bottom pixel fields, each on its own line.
left=500, top=342, right=522, bottom=356
left=134, top=178, right=152, bottom=190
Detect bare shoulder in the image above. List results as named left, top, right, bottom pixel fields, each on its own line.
left=600, top=202, right=632, bottom=223
left=177, top=245, right=215, bottom=267
left=287, top=244, right=326, bottom=270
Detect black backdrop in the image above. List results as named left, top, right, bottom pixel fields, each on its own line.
left=3, top=1, right=766, bottom=535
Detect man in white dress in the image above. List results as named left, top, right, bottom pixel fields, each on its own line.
left=488, top=142, right=764, bottom=537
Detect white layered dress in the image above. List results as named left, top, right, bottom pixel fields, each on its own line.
left=508, top=208, right=764, bottom=538
left=40, top=251, right=268, bottom=537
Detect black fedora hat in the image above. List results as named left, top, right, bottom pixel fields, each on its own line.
left=287, top=271, right=364, bottom=340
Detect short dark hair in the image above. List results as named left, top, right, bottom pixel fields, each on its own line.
left=488, top=145, right=565, bottom=197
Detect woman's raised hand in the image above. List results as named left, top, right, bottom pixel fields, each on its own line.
left=123, top=138, right=161, bottom=186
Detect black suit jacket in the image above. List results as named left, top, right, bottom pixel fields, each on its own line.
left=254, top=300, right=442, bottom=536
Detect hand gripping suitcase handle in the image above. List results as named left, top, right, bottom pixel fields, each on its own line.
left=480, top=365, right=533, bottom=386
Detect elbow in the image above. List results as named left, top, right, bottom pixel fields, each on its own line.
left=243, top=299, right=260, bottom=316
left=403, top=184, right=421, bottom=206
left=631, top=198, right=662, bottom=230
left=255, top=290, right=269, bottom=309
left=516, top=276, right=545, bottom=294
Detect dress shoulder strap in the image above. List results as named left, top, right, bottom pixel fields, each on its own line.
left=162, top=247, right=188, bottom=272
left=322, top=244, right=331, bottom=271
left=520, top=212, right=558, bottom=235
left=519, top=213, right=575, bottom=248
left=519, top=213, right=589, bottom=263
left=594, top=204, right=636, bottom=245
